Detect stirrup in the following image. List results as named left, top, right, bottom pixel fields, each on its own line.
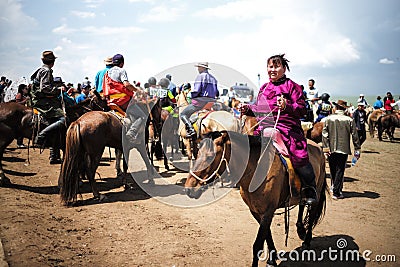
left=301, top=186, right=317, bottom=205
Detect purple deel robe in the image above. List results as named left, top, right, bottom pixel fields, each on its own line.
left=248, top=77, right=309, bottom=168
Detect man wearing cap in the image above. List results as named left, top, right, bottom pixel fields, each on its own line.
left=357, top=94, right=368, bottom=106
left=180, top=62, right=219, bottom=137
left=353, top=102, right=367, bottom=145
left=94, top=56, right=113, bottom=93
left=75, top=83, right=91, bottom=104
left=30, top=51, right=65, bottom=164
left=322, top=100, right=361, bottom=200
left=103, top=54, right=147, bottom=142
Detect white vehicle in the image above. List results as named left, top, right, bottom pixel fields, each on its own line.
left=220, top=83, right=254, bottom=103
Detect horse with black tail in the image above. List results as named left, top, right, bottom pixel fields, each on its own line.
left=184, top=131, right=327, bottom=267
left=59, top=102, right=158, bottom=205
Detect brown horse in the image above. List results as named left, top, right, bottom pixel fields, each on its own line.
left=59, top=106, right=158, bottom=205
left=0, top=94, right=108, bottom=186
left=184, top=131, right=327, bottom=266
left=367, top=109, right=384, bottom=137
left=304, top=121, right=323, bottom=143
left=377, top=113, right=400, bottom=142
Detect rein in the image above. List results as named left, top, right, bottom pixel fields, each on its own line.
left=189, top=143, right=230, bottom=183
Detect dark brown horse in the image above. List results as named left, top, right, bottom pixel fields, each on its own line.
left=59, top=102, right=161, bottom=205
left=184, top=131, right=327, bottom=266
left=0, top=94, right=108, bottom=186
left=377, top=113, right=400, bottom=142
left=304, top=121, right=323, bottom=144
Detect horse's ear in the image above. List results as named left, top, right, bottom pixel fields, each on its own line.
left=93, top=90, right=101, bottom=98
left=220, top=131, right=230, bottom=143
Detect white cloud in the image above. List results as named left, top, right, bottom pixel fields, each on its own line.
left=71, top=10, right=96, bottom=18
left=83, top=0, right=104, bottom=8
left=52, top=24, right=145, bottom=36
left=139, top=5, right=182, bottom=22
left=52, top=24, right=77, bottom=34
left=379, top=58, right=395, bottom=64
left=193, top=0, right=269, bottom=21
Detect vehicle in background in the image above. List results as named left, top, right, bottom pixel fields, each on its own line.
left=219, top=83, right=254, bottom=103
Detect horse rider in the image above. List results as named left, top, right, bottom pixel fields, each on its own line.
left=102, top=54, right=147, bottom=142
left=31, top=51, right=65, bottom=164
left=314, top=93, right=333, bottom=123
left=180, top=62, right=219, bottom=137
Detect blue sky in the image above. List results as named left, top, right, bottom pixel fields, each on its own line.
left=0, top=0, right=399, bottom=97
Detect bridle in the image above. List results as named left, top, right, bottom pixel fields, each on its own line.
left=189, top=142, right=230, bottom=184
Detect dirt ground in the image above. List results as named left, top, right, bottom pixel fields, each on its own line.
left=0, top=131, right=399, bottom=267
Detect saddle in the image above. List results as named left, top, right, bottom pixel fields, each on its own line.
left=108, top=103, right=126, bottom=117
left=262, top=128, right=301, bottom=199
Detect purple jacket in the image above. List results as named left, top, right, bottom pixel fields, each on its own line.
left=192, top=70, right=218, bottom=98
left=249, top=77, right=309, bottom=168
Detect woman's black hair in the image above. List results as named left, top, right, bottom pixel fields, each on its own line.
left=267, top=54, right=290, bottom=72
left=17, top=84, right=27, bottom=94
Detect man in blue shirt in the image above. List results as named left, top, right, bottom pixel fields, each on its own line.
left=373, top=96, right=383, bottom=109
left=75, top=84, right=90, bottom=103
left=180, top=62, right=218, bottom=137
left=94, top=56, right=113, bottom=93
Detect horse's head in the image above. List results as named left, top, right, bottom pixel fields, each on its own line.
left=91, top=90, right=109, bottom=111
left=184, top=131, right=230, bottom=199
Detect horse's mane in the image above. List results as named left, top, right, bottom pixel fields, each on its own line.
left=204, top=131, right=262, bottom=148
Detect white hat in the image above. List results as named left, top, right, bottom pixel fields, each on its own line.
left=194, top=62, right=210, bottom=69
left=359, top=93, right=364, bottom=97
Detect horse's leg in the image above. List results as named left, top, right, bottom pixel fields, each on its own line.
left=115, top=149, right=123, bottom=177
left=296, top=204, right=306, bottom=240
left=0, top=123, right=14, bottom=185
left=136, top=142, right=155, bottom=182
left=252, top=208, right=277, bottom=267
left=162, top=139, right=170, bottom=171
left=86, top=153, right=105, bottom=201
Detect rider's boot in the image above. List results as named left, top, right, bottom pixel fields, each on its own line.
left=35, top=117, right=65, bottom=147
left=295, top=162, right=317, bottom=205
left=126, top=117, right=144, bottom=143
left=49, top=147, right=62, bottom=164
left=181, top=116, right=196, bottom=137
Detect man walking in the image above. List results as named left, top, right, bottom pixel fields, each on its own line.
left=322, top=100, right=361, bottom=200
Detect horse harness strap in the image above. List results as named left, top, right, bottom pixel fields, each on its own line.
left=189, top=143, right=230, bottom=183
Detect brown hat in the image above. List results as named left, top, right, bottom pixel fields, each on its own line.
left=333, top=100, right=349, bottom=109
left=42, top=51, right=57, bottom=60
left=104, top=56, right=113, bottom=65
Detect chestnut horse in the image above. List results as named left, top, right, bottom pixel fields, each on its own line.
left=367, top=109, right=384, bottom=137
left=0, top=93, right=108, bottom=186
left=59, top=109, right=157, bottom=205
left=184, top=131, right=327, bottom=267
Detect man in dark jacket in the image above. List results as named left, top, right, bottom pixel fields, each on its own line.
left=31, top=51, right=65, bottom=164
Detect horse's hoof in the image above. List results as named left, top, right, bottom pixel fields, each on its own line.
left=0, top=176, right=11, bottom=187
left=302, top=241, right=311, bottom=249
left=266, top=260, right=277, bottom=267
left=97, top=194, right=108, bottom=202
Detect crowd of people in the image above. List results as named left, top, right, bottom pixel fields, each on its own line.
left=1, top=51, right=398, bottom=203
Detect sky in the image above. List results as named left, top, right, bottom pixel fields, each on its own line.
left=0, top=0, right=399, bottom=98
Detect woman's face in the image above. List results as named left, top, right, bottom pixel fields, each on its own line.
left=267, top=60, right=286, bottom=82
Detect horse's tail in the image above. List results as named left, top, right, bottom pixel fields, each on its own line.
left=311, top=176, right=327, bottom=229
left=59, top=121, right=84, bottom=205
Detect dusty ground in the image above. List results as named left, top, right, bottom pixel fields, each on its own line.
left=0, top=131, right=399, bottom=267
